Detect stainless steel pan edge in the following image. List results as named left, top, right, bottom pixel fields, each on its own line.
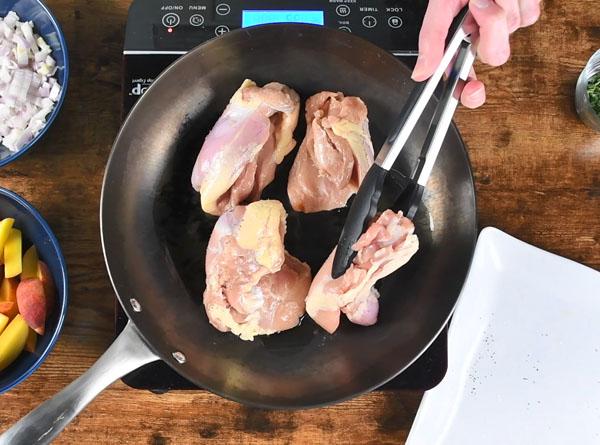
left=0, top=322, right=159, bottom=444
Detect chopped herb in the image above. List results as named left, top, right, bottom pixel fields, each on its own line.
left=588, top=73, right=600, bottom=116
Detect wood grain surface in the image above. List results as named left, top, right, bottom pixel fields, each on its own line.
left=0, top=0, right=598, bottom=444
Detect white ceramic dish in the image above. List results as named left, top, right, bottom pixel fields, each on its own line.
left=407, top=227, right=600, bottom=445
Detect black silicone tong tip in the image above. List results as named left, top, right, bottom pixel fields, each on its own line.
left=396, top=182, right=425, bottom=221
left=331, top=164, right=387, bottom=279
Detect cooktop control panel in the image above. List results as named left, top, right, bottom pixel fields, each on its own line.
left=124, top=0, right=428, bottom=55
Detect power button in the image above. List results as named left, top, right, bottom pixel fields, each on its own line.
left=162, top=13, right=180, bottom=28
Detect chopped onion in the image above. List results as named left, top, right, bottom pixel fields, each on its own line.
left=36, top=36, right=49, bottom=51
left=34, top=48, right=50, bottom=62
left=38, top=83, right=50, bottom=98
left=0, top=103, right=9, bottom=119
left=4, top=12, right=19, bottom=28
left=12, top=33, right=29, bottom=49
left=15, top=45, right=28, bottom=66
left=0, top=11, right=61, bottom=152
left=0, top=66, right=9, bottom=83
left=49, top=83, right=60, bottom=101
left=0, top=22, right=12, bottom=39
left=20, top=22, right=35, bottom=47
left=8, top=69, right=32, bottom=102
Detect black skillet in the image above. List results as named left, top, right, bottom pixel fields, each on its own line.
left=0, top=24, right=477, bottom=444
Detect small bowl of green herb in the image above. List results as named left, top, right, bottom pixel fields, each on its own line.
left=575, top=49, right=600, bottom=132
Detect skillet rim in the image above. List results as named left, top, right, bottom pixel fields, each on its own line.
left=100, top=23, right=478, bottom=409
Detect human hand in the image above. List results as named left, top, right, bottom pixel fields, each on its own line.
left=412, top=0, right=542, bottom=108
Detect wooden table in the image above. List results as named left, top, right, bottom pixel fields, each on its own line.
left=0, top=1, right=598, bottom=443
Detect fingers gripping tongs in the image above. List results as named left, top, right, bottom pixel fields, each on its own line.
left=331, top=7, right=476, bottom=279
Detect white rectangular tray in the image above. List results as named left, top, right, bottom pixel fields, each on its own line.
left=408, top=227, right=600, bottom=445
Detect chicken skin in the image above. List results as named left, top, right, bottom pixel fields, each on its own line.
left=192, top=80, right=300, bottom=216
left=203, top=200, right=312, bottom=340
left=287, top=92, right=374, bottom=213
left=305, top=210, right=419, bottom=334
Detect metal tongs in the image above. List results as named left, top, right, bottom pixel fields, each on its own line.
left=332, top=7, right=476, bottom=278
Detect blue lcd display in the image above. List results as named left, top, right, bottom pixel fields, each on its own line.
left=242, top=10, right=325, bottom=28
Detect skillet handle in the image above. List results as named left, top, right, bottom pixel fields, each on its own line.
left=0, top=321, right=159, bottom=445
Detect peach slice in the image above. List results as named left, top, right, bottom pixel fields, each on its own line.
left=0, top=277, right=18, bottom=319
left=0, top=277, right=18, bottom=300
left=25, top=328, right=37, bottom=353
left=0, top=301, right=18, bottom=320
left=4, top=228, right=22, bottom=278
left=22, top=245, right=39, bottom=280
left=37, top=261, right=56, bottom=315
left=0, top=218, right=14, bottom=254
left=16, top=279, right=46, bottom=335
left=0, top=314, right=29, bottom=371
left=0, top=313, right=8, bottom=335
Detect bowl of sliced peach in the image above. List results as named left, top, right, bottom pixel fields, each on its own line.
left=0, top=187, right=67, bottom=393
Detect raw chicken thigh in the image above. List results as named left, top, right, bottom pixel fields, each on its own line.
left=287, top=92, right=374, bottom=213
left=305, top=210, right=419, bottom=334
left=192, top=80, right=300, bottom=216
left=203, top=200, right=312, bottom=340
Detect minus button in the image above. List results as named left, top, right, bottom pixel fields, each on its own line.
left=216, top=3, right=231, bottom=15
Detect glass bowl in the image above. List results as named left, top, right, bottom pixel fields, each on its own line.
left=575, top=49, right=600, bottom=132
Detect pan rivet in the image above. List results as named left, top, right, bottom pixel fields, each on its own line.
left=129, top=298, right=142, bottom=312
left=172, top=351, right=186, bottom=364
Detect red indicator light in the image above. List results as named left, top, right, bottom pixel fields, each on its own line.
left=167, top=27, right=173, bottom=33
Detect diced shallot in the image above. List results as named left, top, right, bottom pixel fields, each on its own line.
left=3, top=12, right=19, bottom=28
left=34, top=48, right=50, bottom=62
left=0, top=11, right=62, bottom=152
left=20, top=22, right=36, bottom=47
left=8, top=69, right=32, bottom=102
left=14, top=45, right=28, bottom=66
left=0, top=22, right=12, bottom=39
left=49, top=82, right=60, bottom=101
